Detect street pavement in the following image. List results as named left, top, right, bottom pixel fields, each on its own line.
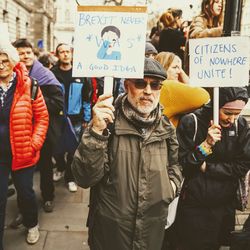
left=4, top=171, right=90, bottom=250
left=3, top=170, right=250, bottom=250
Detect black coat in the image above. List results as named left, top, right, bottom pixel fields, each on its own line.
left=177, top=87, right=250, bottom=206
left=29, top=60, right=65, bottom=152
left=177, top=108, right=250, bottom=206
left=39, top=84, right=65, bottom=151
left=158, top=28, right=186, bottom=62
left=174, top=87, right=250, bottom=249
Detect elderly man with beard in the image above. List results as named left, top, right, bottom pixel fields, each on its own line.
left=72, top=57, right=183, bottom=250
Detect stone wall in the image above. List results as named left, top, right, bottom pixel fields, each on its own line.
left=0, top=0, right=56, bottom=51
left=0, top=0, right=31, bottom=42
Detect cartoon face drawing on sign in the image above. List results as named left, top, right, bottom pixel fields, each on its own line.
left=97, top=25, right=121, bottom=60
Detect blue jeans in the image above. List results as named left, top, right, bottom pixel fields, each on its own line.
left=0, top=164, right=37, bottom=250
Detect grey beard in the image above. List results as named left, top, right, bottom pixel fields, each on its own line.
left=120, top=95, right=161, bottom=129
left=127, top=95, right=158, bottom=117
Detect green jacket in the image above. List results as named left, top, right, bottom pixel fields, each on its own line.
left=72, top=110, right=183, bottom=250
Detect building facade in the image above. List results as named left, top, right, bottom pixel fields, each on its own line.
left=241, top=0, right=250, bottom=36
left=54, top=0, right=77, bottom=45
left=0, top=0, right=56, bottom=51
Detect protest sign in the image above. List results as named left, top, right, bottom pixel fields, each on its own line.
left=189, top=36, right=249, bottom=87
left=73, top=6, right=147, bottom=79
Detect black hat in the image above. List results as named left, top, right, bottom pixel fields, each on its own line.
left=219, top=87, right=248, bottom=108
left=144, top=57, right=167, bottom=80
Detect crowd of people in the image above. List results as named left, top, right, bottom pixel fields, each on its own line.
left=1, top=0, right=250, bottom=250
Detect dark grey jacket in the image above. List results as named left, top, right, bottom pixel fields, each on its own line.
left=72, top=108, right=182, bottom=250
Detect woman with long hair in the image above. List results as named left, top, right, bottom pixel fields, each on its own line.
left=155, top=52, right=189, bottom=84
left=189, top=0, right=223, bottom=38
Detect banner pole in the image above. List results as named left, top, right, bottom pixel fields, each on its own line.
left=213, top=87, right=219, bottom=125
left=104, top=76, right=114, bottom=105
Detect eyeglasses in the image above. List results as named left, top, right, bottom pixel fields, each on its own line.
left=0, top=59, right=10, bottom=67
left=129, top=79, right=163, bottom=90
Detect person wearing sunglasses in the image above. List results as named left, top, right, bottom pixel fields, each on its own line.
left=72, top=57, right=183, bottom=250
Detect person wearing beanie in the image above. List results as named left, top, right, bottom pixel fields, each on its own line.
left=174, top=87, right=250, bottom=250
left=0, top=42, right=48, bottom=248
left=145, top=41, right=158, bottom=58
left=72, top=57, right=183, bottom=250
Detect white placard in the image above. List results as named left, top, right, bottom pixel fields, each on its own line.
left=189, top=36, right=249, bottom=87
left=72, top=6, right=147, bottom=78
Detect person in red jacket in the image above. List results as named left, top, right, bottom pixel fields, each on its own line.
left=0, top=42, right=49, bottom=249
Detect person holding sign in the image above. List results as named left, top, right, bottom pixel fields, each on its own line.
left=175, top=87, right=250, bottom=250
left=72, top=58, right=183, bottom=250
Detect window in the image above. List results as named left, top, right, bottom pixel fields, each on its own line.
left=25, top=22, right=29, bottom=37
left=16, top=17, right=20, bottom=39
left=3, top=10, right=8, bottom=23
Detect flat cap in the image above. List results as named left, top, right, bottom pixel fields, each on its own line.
left=144, top=57, right=167, bottom=80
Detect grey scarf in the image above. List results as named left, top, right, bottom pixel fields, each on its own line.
left=118, top=94, right=161, bottom=138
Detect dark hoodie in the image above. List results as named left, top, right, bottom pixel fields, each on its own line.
left=30, top=60, right=64, bottom=116
left=30, top=60, right=65, bottom=149
left=177, top=87, right=250, bottom=207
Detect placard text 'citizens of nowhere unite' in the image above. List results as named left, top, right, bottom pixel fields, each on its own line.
left=189, top=36, right=249, bottom=87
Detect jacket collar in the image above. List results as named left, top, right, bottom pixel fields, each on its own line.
left=114, top=111, right=173, bottom=144
left=13, top=62, right=30, bottom=97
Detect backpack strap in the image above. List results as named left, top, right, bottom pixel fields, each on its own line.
left=30, top=77, right=39, bottom=102
left=190, top=113, right=198, bottom=142
left=235, top=118, right=239, bottom=136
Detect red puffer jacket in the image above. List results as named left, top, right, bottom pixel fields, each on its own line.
left=10, top=62, right=49, bottom=171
